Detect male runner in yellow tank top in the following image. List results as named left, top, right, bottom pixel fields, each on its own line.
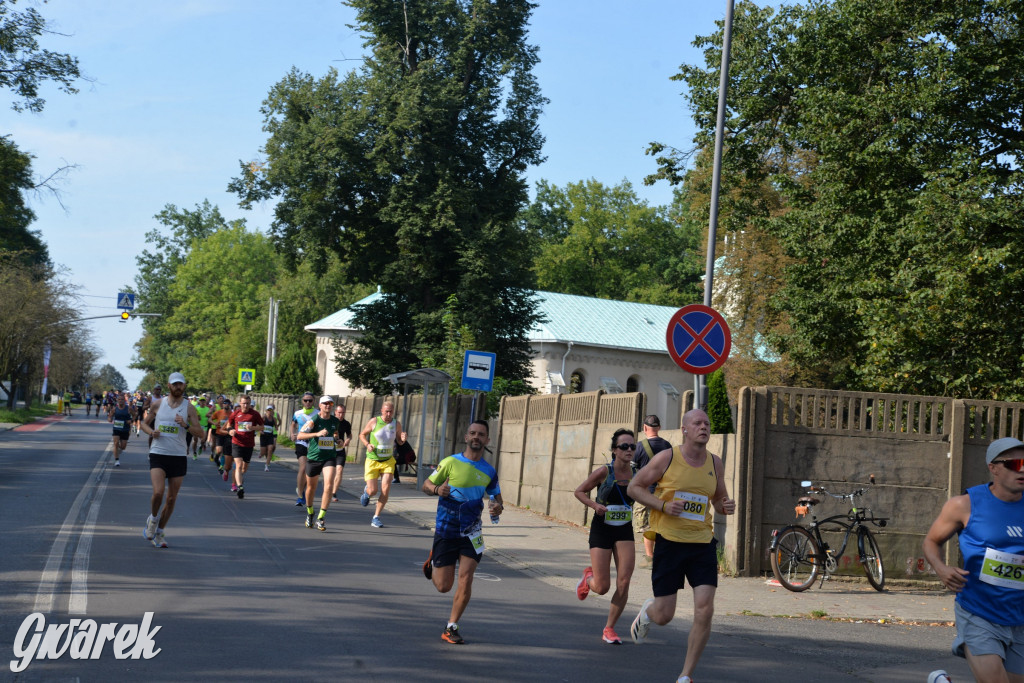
left=626, top=409, right=736, bottom=683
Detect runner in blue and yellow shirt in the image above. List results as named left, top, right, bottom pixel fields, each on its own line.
left=421, top=420, right=502, bottom=645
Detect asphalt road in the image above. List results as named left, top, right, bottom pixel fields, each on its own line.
left=0, top=416, right=969, bottom=682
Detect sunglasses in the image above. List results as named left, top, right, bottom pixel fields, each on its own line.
left=302, top=399, right=313, bottom=403
left=993, top=458, right=1024, bottom=472
left=615, top=443, right=636, bottom=451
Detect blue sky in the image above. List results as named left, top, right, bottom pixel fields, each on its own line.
left=8, top=0, right=748, bottom=390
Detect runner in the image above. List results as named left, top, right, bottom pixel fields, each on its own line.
left=140, top=372, right=204, bottom=548
left=574, top=428, right=638, bottom=644
left=298, top=396, right=341, bottom=531
left=133, top=392, right=147, bottom=436
left=108, top=392, right=135, bottom=467
left=63, top=389, right=72, bottom=416
left=290, top=392, right=317, bottom=507
left=421, top=420, right=502, bottom=645
left=626, top=409, right=736, bottom=683
left=358, top=400, right=407, bottom=528
left=84, top=390, right=93, bottom=417
left=227, top=395, right=263, bottom=498
left=209, top=398, right=234, bottom=480
left=328, top=403, right=352, bottom=502
left=103, top=390, right=116, bottom=420
left=193, top=395, right=211, bottom=459
left=259, top=404, right=279, bottom=471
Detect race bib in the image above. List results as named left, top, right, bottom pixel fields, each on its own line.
left=980, top=547, right=1024, bottom=590
left=158, top=422, right=180, bottom=435
left=318, top=436, right=335, bottom=449
left=112, top=420, right=125, bottom=429
left=673, top=491, right=709, bottom=521
left=220, top=419, right=228, bottom=427
left=237, top=421, right=252, bottom=433
left=263, top=425, right=274, bottom=434
left=604, top=504, right=632, bottom=526
left=375, top=445, right=393, bottom=457
left=468, top=530, right=485, bottom=554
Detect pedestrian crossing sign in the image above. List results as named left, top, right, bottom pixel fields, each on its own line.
left=116, top=292, right=136, bottom=310
left=238, top=368, right=255, bottom=385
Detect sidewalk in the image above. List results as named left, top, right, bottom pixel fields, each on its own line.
left=278, top=458, right=956, bottom=625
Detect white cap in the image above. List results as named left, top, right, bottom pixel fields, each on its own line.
left=168, top=372, right=186, bottom=385
left=266, top=404, right=275, bottom=410
left=318, top=395, right=334, bottom=404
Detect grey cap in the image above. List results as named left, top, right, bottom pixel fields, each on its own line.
left=986, top=437, right=1024, bottom=464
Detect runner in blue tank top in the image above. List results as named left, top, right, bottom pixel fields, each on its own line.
left=924, top=437, right=1024, bottom=682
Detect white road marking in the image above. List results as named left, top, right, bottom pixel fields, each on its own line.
left=69, top=448, right=114, bottom=614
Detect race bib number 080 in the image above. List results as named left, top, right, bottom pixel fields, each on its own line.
left=980, top=548, right=1024, bottom=590
left=673, top=491, right=709, bottom=521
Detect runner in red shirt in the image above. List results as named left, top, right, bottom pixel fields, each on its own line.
left=227, top=395, right=263, bottom=499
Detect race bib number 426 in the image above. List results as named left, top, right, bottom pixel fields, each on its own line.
left=980, top=547, right=1024, bottom=590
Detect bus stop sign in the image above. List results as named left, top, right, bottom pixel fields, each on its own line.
left=666, top=304, right=731, bottom=375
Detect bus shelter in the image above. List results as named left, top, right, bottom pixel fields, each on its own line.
left=385, top=368, right=451, bottom=489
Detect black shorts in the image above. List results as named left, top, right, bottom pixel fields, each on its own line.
left=588, top=516, right=635, bottom=550
left=185, top=431, right=193, bottom=446
left=295, top=444, right=308, bottom=458
left=149, top=453, right=188, bottom=478
left=234, top=446, right=254, bottom=463
left=215, top=434, right=232, bottom=456
left=259, top=433, right=276, bottom=447
left=305, top=457, right=337, bottom=477
left=430, top=534, right=482, bottom=568
left=651, top=535, right=718, bottom=596
left=113, top=430, right=130, bottom=441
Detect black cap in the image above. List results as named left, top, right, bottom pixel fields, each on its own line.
left=643, top=415, right=661, bottom=428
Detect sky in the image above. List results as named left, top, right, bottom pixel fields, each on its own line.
left=7, top=0, right=748, bottom=391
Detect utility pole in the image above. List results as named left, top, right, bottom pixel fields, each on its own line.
left=266, top=298, right=282, bottom=364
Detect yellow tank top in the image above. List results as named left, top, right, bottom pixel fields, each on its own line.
left=649, top=446, right=718, bottom=543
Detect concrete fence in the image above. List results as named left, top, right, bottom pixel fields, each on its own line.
left=493, top=386, right=1024, bottom=582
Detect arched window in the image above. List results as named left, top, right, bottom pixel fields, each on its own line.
left=317, top=350, right=328, bottom=391
left=626, top=375, right=639, bottom=393
left=569, top=370, right=584, bottom=394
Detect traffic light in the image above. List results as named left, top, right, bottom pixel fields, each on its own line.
left=120, top=311, right=130, bottom=321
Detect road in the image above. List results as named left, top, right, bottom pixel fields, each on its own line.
left=0, top=416, right=969, bottom=682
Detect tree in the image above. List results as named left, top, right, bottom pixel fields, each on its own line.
left=261, top=345, right=320, bottom=395
left=0, top=0, right=81, bottom=113
left=91, top=363, right=127, bottom=392
left=526, top=179, right=704, bottom=306
left=656, top=0, right=1024, bottom=399
left=0, top=137, right=48, bottom=266
left=232, top=0, right=546, bottom=390
left=706, top=369, right=734, bottom=434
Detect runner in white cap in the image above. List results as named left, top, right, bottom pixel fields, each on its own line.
left=140, top=372, right=205, bottom=548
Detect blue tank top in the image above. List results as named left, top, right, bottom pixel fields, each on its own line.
left=956, top=484, right=1024, bottom=625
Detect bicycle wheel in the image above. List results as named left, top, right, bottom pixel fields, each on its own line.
left=770, top=526, right=820, bottom=592
left=857, top=526, right=885, bottom=591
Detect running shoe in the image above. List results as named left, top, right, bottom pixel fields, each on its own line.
left=441, top=625, right=464, bottom=645
left=152, top=530, right=168, bottom=548
left=602, top=627, right=622, bottom=644
left=332, top=495, right=339, bottom=502
left=237, top=486, right=244, bottom=499
left=295, top=497, right=305, bottom=507
left=230, top=483, right=238, bottom=492
left=371, top=516, right=383, bottom=528
left=315, top=518, right=326, bottom=532
left=264, top=465, right=269, bottom=472
left=360, top=490, right=370, bottom=507
left=114, top=460, right=120, bottom=467
left=305, top=513, right=314, bottom=528
left=676, top=677, right=693, bottom=683
left=192, top=454, right=197, bottom=461
left=423, top=550, right=433, bottom=580
left=143, top=515, right=157, bottom=540
left=222, top=471, right=229, bottom=482
left=577, top=566, right=593, bottom=600
left=630, top=597, right=654, bottom=644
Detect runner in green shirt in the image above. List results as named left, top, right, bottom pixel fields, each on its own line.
left=298, top=396, right=341, bottom=532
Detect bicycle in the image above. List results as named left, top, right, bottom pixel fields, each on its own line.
left=769, top=479, right=888, bottom=592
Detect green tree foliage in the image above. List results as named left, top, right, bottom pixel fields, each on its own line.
left=525, top=179, right=704, bottom=305
left=91, top=363, right=128, bottom=392
left=706, top=369, right=734, bottom=434
left=658, top=0, right=1024, bottom=399
left=232, top=0, right=546, bottom=390
left=262, top=345, right=320, bottom=395
left=0, top=0, right=81, bottom=113
left=0, top=138, right=49, bottom=266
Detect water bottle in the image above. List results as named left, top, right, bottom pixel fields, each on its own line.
left=927, top=671, right=952, bottom=683
left=489, top=495, right=500, bottom=525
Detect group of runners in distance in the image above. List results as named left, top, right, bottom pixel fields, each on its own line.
left=65, top=372, right=1023, bottom=682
